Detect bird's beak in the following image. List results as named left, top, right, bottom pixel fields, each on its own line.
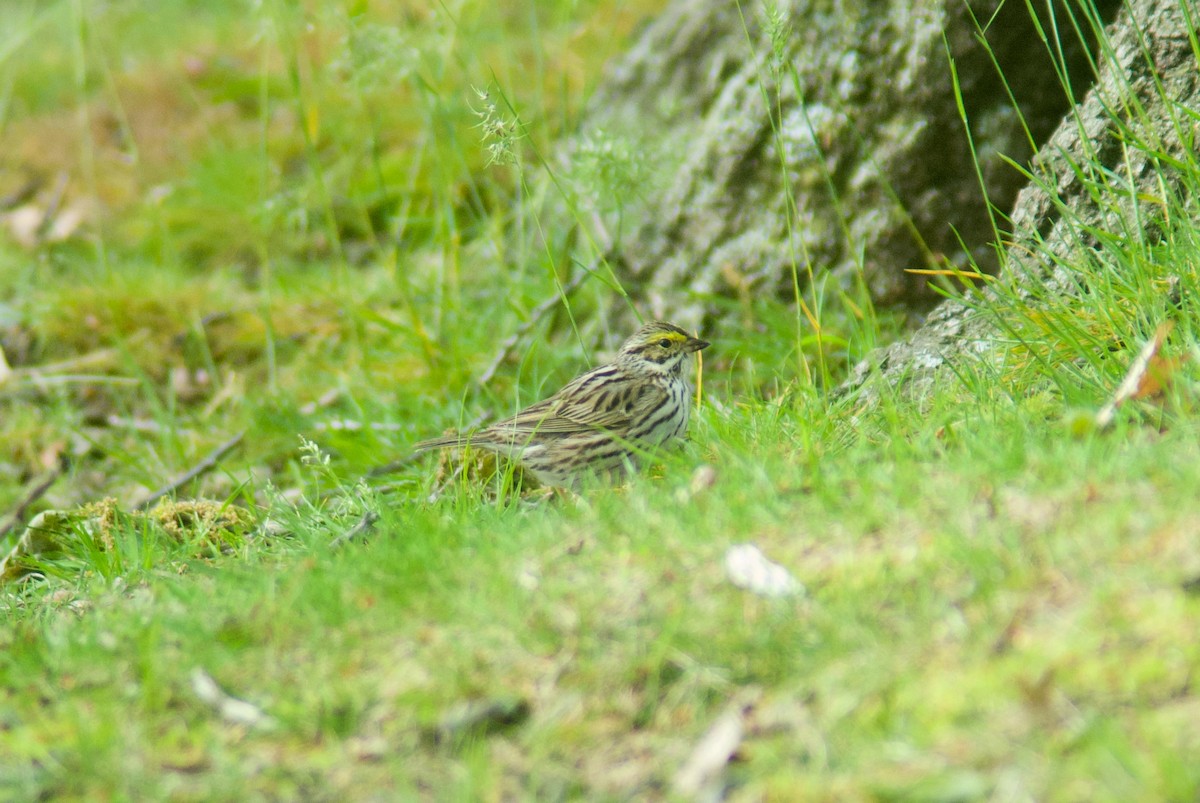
left=685, top=336, right=710, bottom=353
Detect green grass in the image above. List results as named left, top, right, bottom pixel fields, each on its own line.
left=3, top=0, right=1200, bottom=799
left=5, top=410, right=1200, bottom=798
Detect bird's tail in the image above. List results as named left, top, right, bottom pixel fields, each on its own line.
left=412, top=434, right=466, bottom=453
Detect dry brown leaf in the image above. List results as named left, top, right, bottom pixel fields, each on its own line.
left=1132, top=354, right=1187, bottom=400
left=1095, top=321, right=1174, bottom=429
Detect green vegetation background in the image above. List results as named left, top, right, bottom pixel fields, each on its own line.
left=2, top=0, right=1199, bottom=799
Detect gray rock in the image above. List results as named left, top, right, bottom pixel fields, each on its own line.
left=573, top=0, right=1117, bottom=335
left=844, top=0, right=1199, bottom=399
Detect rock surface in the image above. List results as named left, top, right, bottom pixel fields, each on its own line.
left=843, top=0, right=1199, bottom=398
left=577, top=0, right=1118, bottom=332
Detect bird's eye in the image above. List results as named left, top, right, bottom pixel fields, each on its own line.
left=658, top=338, right=672, bottom=349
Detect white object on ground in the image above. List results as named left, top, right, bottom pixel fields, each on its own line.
left=724, top=543, right=804, bottom=598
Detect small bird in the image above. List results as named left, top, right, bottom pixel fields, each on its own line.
left=414, top=321, right=711, bottom=487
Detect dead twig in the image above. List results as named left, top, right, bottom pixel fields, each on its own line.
left=673, top=690, right=760, bottom=799
left=429, top=696, right=530, bottom=745
left=298, top=388, right=342, bottom=416
left=37, top=171, right=69, bottom=241
left=0, top=176, right=41, bottom=211
left=476, top=266, right=593, bottom=387
left=0, top=348, right=122, bottom=392
left=366, top=452, right=422, bottom=479
left=426, top=461, right=466, bottom=504
left=0, top=465, right=65, bottom=542
left=314, top=420, right=406, bottom=433
left=133, top=431, right=246, bottom=511
left=104, top=415, right=178, bottom=434
left=328, top=510, right=380, bottom=550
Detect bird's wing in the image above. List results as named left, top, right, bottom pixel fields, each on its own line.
left=492, top=367, right=666, bottom=436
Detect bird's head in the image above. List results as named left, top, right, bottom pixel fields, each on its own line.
left=617, top=321, right=710, bottom=376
